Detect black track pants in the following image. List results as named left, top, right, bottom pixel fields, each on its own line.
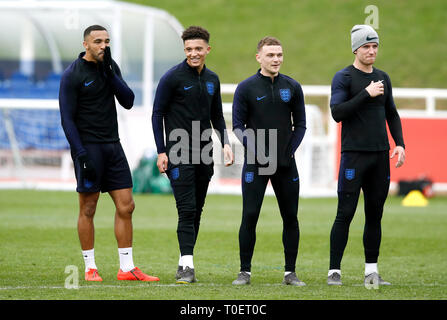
left=167, top=163, right=213, bottom=256
left=329, top=151, right=390, bottom=269
left=238, top=162, right=300, bottom=272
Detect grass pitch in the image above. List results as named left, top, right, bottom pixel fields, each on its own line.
left=0, top=189, right=446, bottom=300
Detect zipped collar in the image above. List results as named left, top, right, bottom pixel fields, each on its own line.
left=182, top=59, right=207, bottom=76
left=256, top=69, right=281, bottom=84
left=78, top=52, right=100, bottom=69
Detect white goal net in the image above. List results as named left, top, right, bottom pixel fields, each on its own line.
left=0, top=100, right=74, bottom=190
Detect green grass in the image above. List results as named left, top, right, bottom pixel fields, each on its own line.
left=125, top=0, right=447, bottom=89
left=0, top=190, right=446, bottom=300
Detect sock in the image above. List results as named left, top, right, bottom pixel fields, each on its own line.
left=182, top=255, right=194, bottom=269
left=178, top=253, right=183, bottom=268
left=285, top=271, right=293, bottom=276
left=328, top=269, right=341, bottom=277
left=118, top=247, right=135, bottom=272
left=365, top=263, right=378, bottom=276
left=82, top=248, right=97, bottom=272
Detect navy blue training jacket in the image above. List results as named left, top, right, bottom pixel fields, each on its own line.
left=152, top=59, right=229, bottom=160
left=59, top=52, right=134, bottom=158
left=232, top=70, right=306, bottom=168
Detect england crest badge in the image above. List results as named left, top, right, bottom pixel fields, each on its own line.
left=171, top=167, right=180, bottom=180
left=345, top=168, right=355, bottom=181
left=245, top=172, right=254, bottom=183
left=206, top=81, right=214, bottom=95
left=279, top=88, right=291, bottom=102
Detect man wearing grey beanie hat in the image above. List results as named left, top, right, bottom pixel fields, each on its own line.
left=351, top=24, right=379, bottom=53
left=327, top=25, right=406, bottom=288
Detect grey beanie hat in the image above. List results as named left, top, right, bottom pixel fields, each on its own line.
left=351, top=24, right=379, bottom=52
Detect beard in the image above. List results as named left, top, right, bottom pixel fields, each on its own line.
left=91, top=51, right=104, bottom=63
left=95, top=55, right=104, bottom=63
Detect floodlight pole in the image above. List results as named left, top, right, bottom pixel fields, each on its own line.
left=143, top=16, right=154, bottom=112
left=111, top=6, right=134, bottom=161
left=111, top=6, right=122, bottom=67
left=20, top=18, right=34, bottom=77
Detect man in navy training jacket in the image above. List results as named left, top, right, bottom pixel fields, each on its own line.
left=59, top=25, right=159, bottom=282
left=152, top=25, right=234, bottom=284
left=232, top=36, right=307, bottom=286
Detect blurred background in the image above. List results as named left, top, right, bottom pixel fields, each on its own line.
left=0, top=0, right=445, bottom=197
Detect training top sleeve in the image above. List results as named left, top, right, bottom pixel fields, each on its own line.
left=210, top=78, right=230, bottom=147
left=152, top=73, right=173, bottom=154
left=383, top=73, right=405, bottom=148
left=108, top=61, right=135, bottom=109
left=330, top=69, right=370, bottom=122
left=290, top=82, right=307, bottom=154
left=59, top=69, right=86, bottom=158
left=232, top=82, right=256, bottom=157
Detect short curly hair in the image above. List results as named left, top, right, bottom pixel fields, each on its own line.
left=181, top=26, right=210, bottom=43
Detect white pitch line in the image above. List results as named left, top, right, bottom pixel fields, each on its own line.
left=1, top=283, right=446, bottom=291
left=0, top=283, right=227, bottom=290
